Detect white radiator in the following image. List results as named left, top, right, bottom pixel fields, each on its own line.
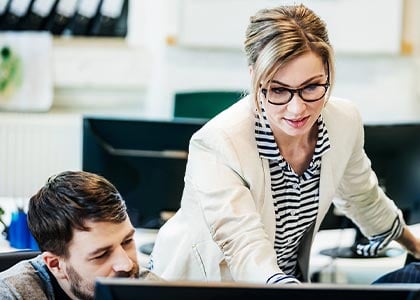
left=0, top=113, right=82, bottom=198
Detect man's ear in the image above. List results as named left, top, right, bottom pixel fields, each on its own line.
left=42, top=252, right=67, bottom=279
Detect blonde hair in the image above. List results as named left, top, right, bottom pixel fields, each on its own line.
left=244, top=4, right=335, bottom=112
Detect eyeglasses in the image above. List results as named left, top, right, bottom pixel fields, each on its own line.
left=261, top=81, right=330, bottom=105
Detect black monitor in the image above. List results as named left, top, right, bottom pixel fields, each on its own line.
left=94, top=278, right=420, bottom=300
left=320, top=122, right=420, bottom=258
left=82, top=116, right=205, bottom=229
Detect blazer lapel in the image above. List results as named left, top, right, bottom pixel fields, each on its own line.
left=315, top=150, right=337, bottom=233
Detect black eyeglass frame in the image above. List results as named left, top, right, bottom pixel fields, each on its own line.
left=261, top=82, right=330, bottom=105
left=261, top=61, right=331, bottom=106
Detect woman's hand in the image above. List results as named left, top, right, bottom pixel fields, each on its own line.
left=396, top=226, right=420, bottom=259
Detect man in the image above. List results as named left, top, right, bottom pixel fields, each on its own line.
left=372, top=254, right=420, bottom=284
left=0, top=170, right=160, bottom=299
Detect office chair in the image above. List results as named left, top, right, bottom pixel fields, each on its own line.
left=173, top=90, right=244, bottom=119
left=405, top=253, right=420, bottom=265
left=0, top=250, right=41, bottom=272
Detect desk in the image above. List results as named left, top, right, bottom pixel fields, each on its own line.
left=0, top=203, right=416, bottom=285
left=134, top=226, right=418, bottom=285
left=309, top=228, right=407, bottom=284
left=312, top=224, right=420, bottom=284
left=0, top=228, right=409, bottom=284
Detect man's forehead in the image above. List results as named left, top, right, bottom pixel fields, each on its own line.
left=68, top=220, right=134, bottom=252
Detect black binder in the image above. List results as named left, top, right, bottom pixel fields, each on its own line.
left=0, top=0, right=32, bottom=30
left=90, top=0, right=128, bottom=37
left=18, top=0, right=57, bottom=30
left=44, top=0, right=78, bottom=35
left=66, top=0, right=102, bottom=36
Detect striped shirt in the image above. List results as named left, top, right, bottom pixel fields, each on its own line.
left=254, top=110, right=403, bottom=284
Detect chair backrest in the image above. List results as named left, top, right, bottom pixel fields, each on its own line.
left=405, top=253, right=420, bottom=265
left=174, top=91, right=243, bottom=119
left=0, top=250, right=41, bottom=272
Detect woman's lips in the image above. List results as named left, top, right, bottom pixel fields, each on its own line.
left=284, top=116, right=310, bottom=128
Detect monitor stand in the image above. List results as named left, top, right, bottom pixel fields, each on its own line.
left=137, top=216, right=167, bottom=256
left=139, top=242, right=155, bottom=255
left=136, top=211, right=176, bottom=256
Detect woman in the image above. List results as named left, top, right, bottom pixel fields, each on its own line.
left=150, top=4, right=420, bottom=284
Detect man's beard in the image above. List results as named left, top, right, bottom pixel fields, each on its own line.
left=66, top=262, right=140, bottom=300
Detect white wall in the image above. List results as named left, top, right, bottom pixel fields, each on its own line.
left=334, top=55, right=420, bottom=124
left=125, top=0, right=420, bottom=123
left=1, top=0, right=420, bottom=200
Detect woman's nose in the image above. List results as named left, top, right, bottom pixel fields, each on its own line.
left=286, top=93, right=306, bottom=114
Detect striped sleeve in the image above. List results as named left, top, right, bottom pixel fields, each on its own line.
left=355, top=214, right=404, bottom=257
left=266, top=273, right=301, bottom=284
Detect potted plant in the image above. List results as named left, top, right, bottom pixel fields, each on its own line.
left=0, top=206, right=8, bottom=238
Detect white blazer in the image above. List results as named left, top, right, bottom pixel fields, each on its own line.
left=150, top=96, right=402, bottom=283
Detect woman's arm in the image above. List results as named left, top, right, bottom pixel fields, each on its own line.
left=188, top=126, right=295, bottom=283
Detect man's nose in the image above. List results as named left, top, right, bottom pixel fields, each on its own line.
left=112, top=247, right=134, bottom=273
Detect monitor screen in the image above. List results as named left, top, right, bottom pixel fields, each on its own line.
left=364, top=123, right=420, bottom=223
left=94, top=278, right=420, bottom=300
left=82, top=116, right=205, bottom=228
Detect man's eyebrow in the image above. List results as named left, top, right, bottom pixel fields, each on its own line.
left=124, top=228, right=136, bottom=240
left=271, top=74, right=325, bottom=87
left=88, top=245, right=112, bottom=257
left=87, top=228, right=136, bottom=257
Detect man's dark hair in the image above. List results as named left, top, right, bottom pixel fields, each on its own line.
left=27, top=170, right=127, bottom=257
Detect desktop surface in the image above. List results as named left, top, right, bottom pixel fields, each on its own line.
left=95, top=278, right=420, bottom=300
left=133, top=227, right=409, bottom=284
left=310, top=228, right=407, bottom=284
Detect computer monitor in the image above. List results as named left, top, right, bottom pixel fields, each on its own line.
left=320, top=122, right=420, bottom=258
left=82, top=116, right=205, bottom=229
left=94, top=278, right=420, bottom=300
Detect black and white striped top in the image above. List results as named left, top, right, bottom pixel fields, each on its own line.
left=255, top=110, right=330, bottom=284
left=254, top=110, right=403, bottom=284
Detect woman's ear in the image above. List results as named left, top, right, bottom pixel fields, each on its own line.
left=249, top=65, right=254, bottom=76
left=42, top=252, right=67, bottom=279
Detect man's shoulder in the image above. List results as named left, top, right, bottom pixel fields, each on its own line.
left=139, top=267, right=164, bottom=281
left=0, top=258, right=48, bottom=298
